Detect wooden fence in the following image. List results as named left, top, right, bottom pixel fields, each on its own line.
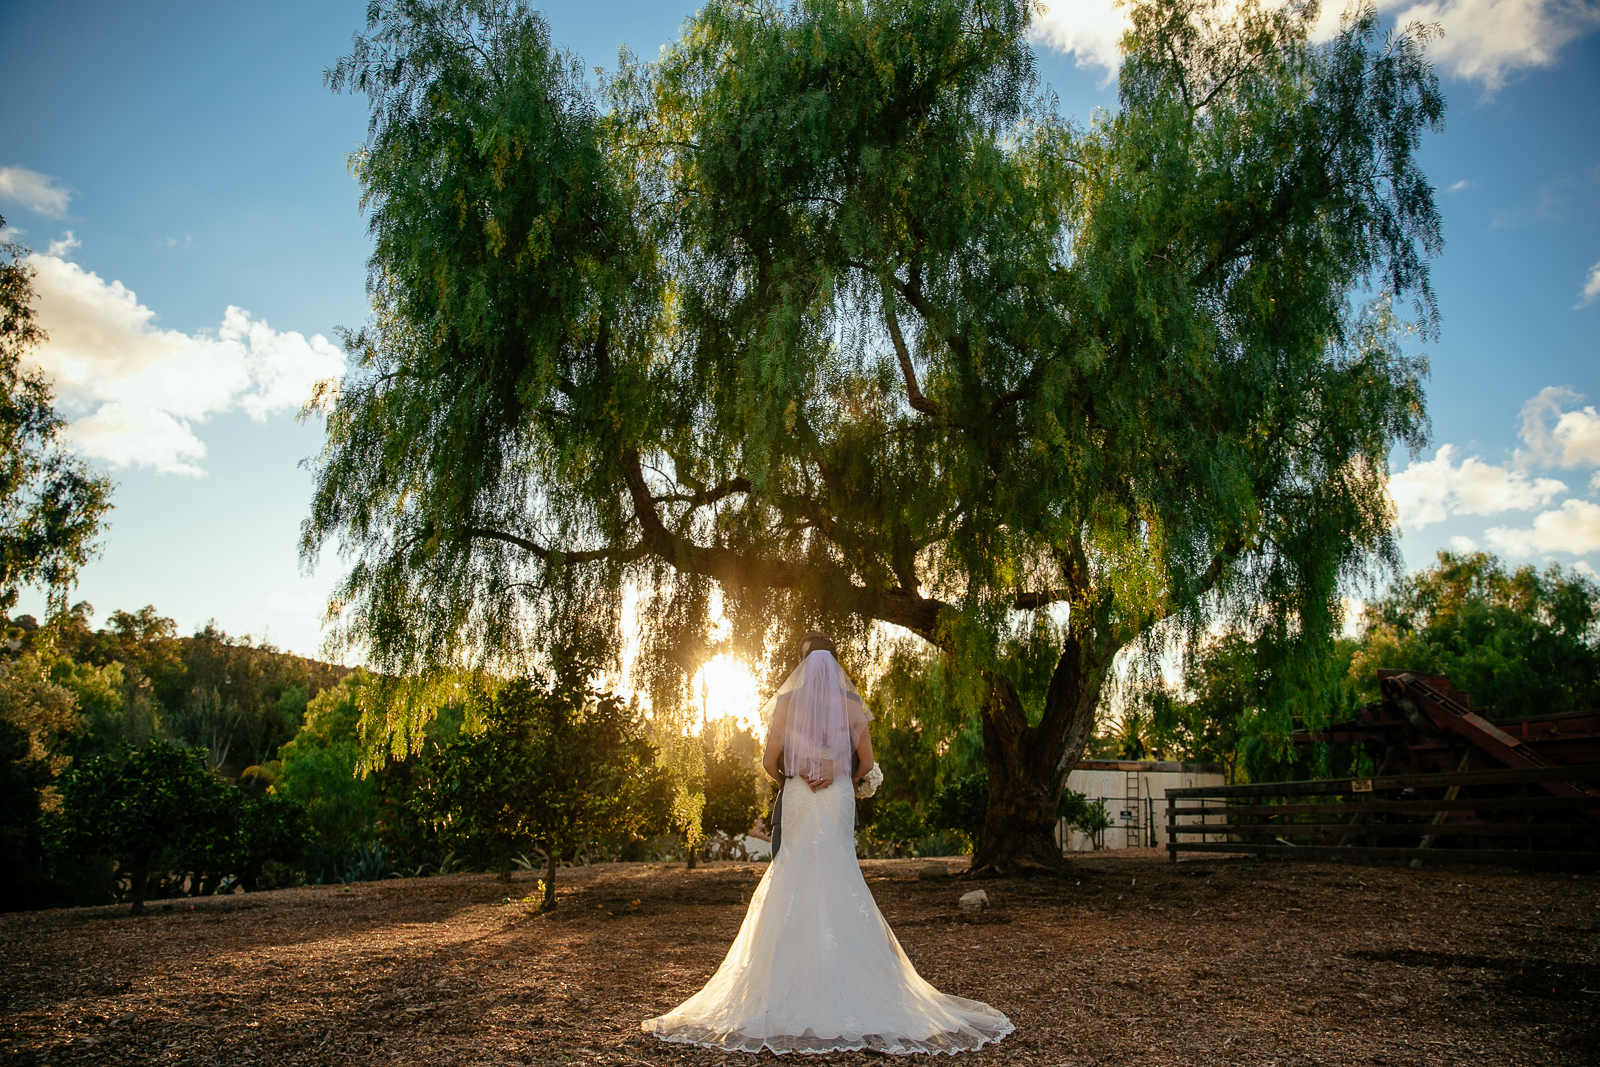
left=1165, top=764, right=1600, bottom=868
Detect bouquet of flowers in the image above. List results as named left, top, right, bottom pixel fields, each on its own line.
left=854, top=763, right=884, bottom=799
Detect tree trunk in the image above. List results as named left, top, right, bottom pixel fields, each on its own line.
left=128, top=852, right=153, bottom=915
left=541, top=848, right=557, bottom=911
left=969, top=630, right=1114, bottom=878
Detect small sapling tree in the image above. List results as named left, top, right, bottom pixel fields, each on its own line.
left=420, top=674, right=662, bottom=909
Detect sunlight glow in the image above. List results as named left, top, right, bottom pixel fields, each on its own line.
left=691, top=653, right=766, bottom=737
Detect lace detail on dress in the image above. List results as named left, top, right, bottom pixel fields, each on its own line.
left=645, top=1017, right=1016, bottom=1056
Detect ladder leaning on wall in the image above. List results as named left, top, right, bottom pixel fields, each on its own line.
left=1124, top=769, right=1141, bottom=847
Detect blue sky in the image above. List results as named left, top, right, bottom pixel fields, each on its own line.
left=2, top=0, right=1597, bottom=660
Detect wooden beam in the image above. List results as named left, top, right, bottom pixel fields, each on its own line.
left=1166, top=796, right=1597, bottom=817
left=1166, top=842, right=1600, bottom=868
left=1168, top=821, right=1600, bottom=839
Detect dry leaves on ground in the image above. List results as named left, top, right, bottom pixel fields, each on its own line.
left=2, top=851, right=1597, bottom=1066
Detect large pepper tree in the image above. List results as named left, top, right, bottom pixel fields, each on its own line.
left=307, top=0, right=1439, bottom=874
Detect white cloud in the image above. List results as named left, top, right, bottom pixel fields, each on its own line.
left=1391, top=0, right=1600, bottom=90
left=1446, top=179, right=1474, bottom=192
left=0, top=166, right=72, bottom=218
left=1389, top=443, right=1565, bottom=529
left=1030, top=0, right=1600, bottom=90
left=1448, top=534, right=1479, bottom=551
left=1486, top=498, right=1600, bottom=556
left=24, top=253, right=346, bottom=476
left=1518, top=386, right=1600, bottom=468
left=1031, top=0, right=1127, bottom=74
left=1576, top=560, right=1598, bottom=577
left=45, top=231, right=79, bottom=258
left=1577, top=261, right=1600, bottom=308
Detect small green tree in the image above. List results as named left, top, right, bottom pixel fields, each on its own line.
left=420, top=674, right=663, bottom=908
left=1057, top=788, right=1113, bottom=848
left=928, top=772, right=989, bottom=849
left=55, top=739, right=228, bottom=913
left=867, top=799, right=926, bottom=857
left=232, top=791, right=311, bottom=891
left=700, top=727, right=761, bottom=855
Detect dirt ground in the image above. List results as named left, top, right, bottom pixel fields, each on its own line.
left=2, top=851, right=1597, bottom=1067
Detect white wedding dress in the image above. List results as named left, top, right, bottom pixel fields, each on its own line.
left=641, top=773, right=1014, bottom=1054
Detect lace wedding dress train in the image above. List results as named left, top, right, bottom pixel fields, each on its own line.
left=642, top=775, right=1013, bottom=1055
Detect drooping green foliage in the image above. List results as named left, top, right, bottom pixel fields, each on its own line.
left=866, top=642, right=985, bottom=812
left=1138, top=627, right=1360, bottom=782
left=418, top=673, right=666, bottom=907
left=0, top=229, right=114, bottom=614
left=1349, top=551, right=1600, bottom=718
left=310, top=0, right=1441, bottom=872
left=272, top=671, right=384, bottom=864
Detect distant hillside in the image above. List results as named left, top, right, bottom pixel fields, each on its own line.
left=4, top=602, right=352, bottom=774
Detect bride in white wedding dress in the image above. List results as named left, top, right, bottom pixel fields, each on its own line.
left=642, top=634, right=1013, bottom=1055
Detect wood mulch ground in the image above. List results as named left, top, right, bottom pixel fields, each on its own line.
left=2, top=851, right=1597, bottom=1066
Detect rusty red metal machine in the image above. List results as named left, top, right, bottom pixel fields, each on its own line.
left=1306, top=669, right=1600, bottom=778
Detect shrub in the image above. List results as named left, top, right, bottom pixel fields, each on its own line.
left=1058, top=788, right=1113, bottom=847
left=55, top=739, right=229, bottom=912
left=928, top=772, right=988, bottom=844
left=419, top=675, right=666, bottom=909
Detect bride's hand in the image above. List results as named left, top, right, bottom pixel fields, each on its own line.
left=804, top=775, right=832, bottom=792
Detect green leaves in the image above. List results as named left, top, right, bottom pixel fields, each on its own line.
left=308, top=0, right=1443, bottom=854
left=416, top=673, right=666, bottom=897
left=1350, top=551, right=1600, bottom=718
left=52, top=737, right=307, bottom=905
left=314, top=0, right=661, bottom=684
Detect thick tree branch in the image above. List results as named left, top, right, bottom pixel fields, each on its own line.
left=466, top=527, right=646, bottom=565
left=884, top=304, right=941, bottom=417
left=662, top=477, right=754, bottom=507
left=618, top=449, right=951, bottom=642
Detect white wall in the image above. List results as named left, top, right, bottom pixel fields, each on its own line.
left=1055, top=761, right=1228, bottom=852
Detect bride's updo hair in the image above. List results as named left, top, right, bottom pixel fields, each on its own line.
left=798, top=630, right=836, bottom=662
